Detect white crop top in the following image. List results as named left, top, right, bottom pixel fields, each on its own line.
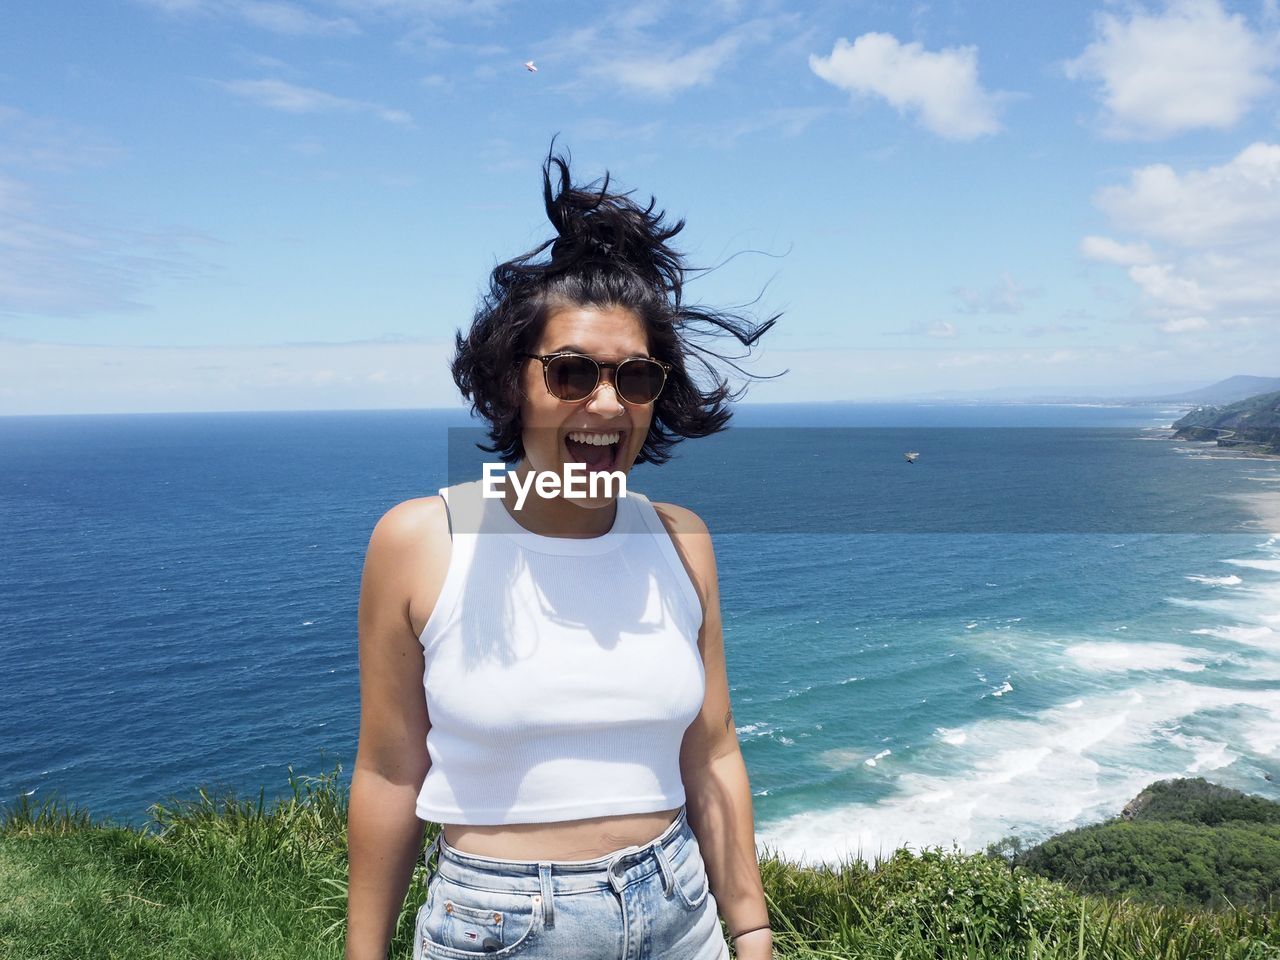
left=413, top=479, right=706, bottom=824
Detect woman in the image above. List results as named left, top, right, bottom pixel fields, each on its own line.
left=346, top=143, right=778, bottom=960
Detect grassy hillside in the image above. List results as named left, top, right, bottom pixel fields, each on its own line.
left=2, top=767, right=1278, bottom=959
left=1172, top=391, right=1280, bottom=453
left=990, top=779, right=1280, bottom=913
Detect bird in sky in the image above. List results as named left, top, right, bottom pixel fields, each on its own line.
left=524, top=61, right=538, bottom=72
left=904, top=451, right=920, bottom=463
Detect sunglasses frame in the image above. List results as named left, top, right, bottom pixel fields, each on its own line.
left=519, top=351, right=672, bottom=405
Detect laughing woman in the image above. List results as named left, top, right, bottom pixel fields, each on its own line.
left=346, top=144, right=779, bottom=960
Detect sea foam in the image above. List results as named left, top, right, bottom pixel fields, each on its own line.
left=1064, top=641, right=1211, bottom=673
left=754, top=680, right=1280, bottom=868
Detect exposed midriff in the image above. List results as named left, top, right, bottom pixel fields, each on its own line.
left=441, top=804, right=682, bottom=860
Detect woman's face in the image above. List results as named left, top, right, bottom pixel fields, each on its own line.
left=517, top=303, right=656, bottom=507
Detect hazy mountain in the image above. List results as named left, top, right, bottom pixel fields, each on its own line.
left=1161, top=376, right=1280, bottom=405
left=885, top=375, right=1279, bottom=405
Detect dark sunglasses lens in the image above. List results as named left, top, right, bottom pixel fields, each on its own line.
left=545, top=355, right=599, bottom=400
left=616, top=360, right=665, bottom=404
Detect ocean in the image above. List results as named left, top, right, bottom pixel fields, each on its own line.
left=2, top=403, right=1277, bottom=868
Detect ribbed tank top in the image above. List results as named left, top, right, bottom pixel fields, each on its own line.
left=413, top=479, right=706, bottom=825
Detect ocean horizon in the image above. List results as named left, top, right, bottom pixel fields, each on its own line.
left=2, top=403, right=1277, bottom=868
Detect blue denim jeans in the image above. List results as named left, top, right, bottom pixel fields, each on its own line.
left=412, top=805, right=731, bottom=960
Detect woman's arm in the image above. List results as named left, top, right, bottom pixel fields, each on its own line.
left=655, top=503, right=774, bottom=960
left=346, top=498, right=451, bottom=960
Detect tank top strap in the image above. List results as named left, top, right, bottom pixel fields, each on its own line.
left=625, top=492, right=705, bottom=631
left=418, top=480, right=486, bottom=651
left=439, top=479, right=487, bottom=540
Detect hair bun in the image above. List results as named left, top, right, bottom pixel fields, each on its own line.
left=550, top=229, right=616, bottom=262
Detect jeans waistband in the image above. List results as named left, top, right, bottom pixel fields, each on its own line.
left=422, top=805, right=691, bottom=898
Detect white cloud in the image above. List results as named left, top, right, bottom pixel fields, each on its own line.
left=935, top=348, right=1085, bottom=369
left=1086, top=141, right=1280, bottom=333
left=889, top=319, right=960, bottom=338
left=136, top=0, right=205, bottom=10
left=601, top=33, right=745, bottom=97
left=1159, top=316, right=1211, bottom=333
left=330, top=0, right=507, bottom=18
left=1080, top=235, right=1157, bottom=266
left=1128, top=263, right=1212, bottom=311
left=0, top=174, right=212, bottom=318
left=0, top=338, right=464, bottom=415
left=137, top=0, right=360, bottom=35
left=218, top=78, right=413, bottom=125
left=523, top=5, right=802, bottom=117
left=1065, top=0, right=1278, bottom=139
left=562, top=16, right=775, bottom=99
left=953, top=273, right=1039, bottom=314
left=139, top=0, right=524, bottom=51
left=810, top=32, right=1004, bottom=140
left=1023, top=322, right=1089, bottom=339
left=238, top=1, right=359, bottom=35
left=1096, top=142, right=1280, bottom=246
left=0, top=104, right=123, bottom=172
left=420, top=72, right=454, bottom=94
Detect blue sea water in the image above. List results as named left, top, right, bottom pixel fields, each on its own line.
left=2, top=403, right=1278, bottom=868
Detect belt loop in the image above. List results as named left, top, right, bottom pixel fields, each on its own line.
left=605, top=848, right=632, bottom=895
left=651, top=839, right=675, bottom=897
left=537, top=863, right=555, bottom=928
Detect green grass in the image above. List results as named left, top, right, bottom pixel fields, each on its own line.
left=2, top=766, right=1277, bottom=959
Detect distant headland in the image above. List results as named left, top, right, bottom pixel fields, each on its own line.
left=1171, top=387, right=1280, bottom=458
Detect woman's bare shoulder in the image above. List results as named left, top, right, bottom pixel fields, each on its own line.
left=368, top=499, right=453, bottom=552
left=649, top=501, right=710, bottom=536
left=365, top=496, right=453, bottom=639
left=363, top=496, right=448, bottom=579
left=648, top=500, right=716, bottom=600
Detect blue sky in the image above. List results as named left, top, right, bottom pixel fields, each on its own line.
left=2, top=0, right=1279, bottom=413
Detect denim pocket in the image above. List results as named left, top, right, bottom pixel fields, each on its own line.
left=670, top=839, right=710, bottom=911
left=418, top=877, right=542, bottom=958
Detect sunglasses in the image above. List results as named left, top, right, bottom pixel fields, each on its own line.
left=520, top=352, right=671, bottom=405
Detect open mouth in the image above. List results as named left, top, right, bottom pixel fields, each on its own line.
left=564, top=429, right=625, bottom=474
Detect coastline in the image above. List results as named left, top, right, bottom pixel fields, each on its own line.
left=1158, top=429, right=1280, bottom=462
left=1154, top=425, right=1280, bottom=529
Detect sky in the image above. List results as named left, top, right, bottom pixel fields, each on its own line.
left=1, top=0, right=1279, bottom=414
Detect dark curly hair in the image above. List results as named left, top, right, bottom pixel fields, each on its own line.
left=451, top=137, right=782, bottom=465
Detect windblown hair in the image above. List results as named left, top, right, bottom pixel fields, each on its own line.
left=451, top=138, right=781, bottom=465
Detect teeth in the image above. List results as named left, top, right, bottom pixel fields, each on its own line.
left=567, top=431, right=621, bottom=446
